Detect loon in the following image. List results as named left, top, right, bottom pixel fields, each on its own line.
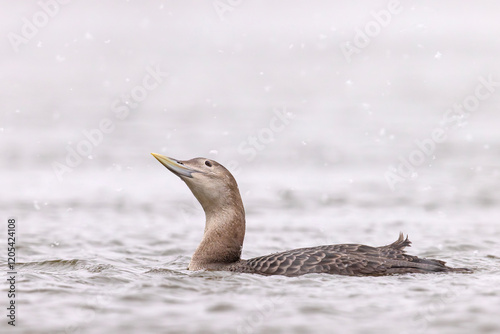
left=151, top=153, right=470, bottom=276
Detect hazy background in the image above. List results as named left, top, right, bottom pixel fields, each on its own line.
left=1, top=1, right=500, bottom=334
left=2, top=0, right=499, bottom=207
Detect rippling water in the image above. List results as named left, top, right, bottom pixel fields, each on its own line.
left=2, top=1, right=500, bottom=334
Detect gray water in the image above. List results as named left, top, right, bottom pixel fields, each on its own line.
left=1, top=1, right=500, bottom=333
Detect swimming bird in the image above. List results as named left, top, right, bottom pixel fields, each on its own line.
left=151, top=153, right=470, bottom=276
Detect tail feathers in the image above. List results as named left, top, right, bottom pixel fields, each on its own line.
left=387, top=258, right=472, bottom=274
left=418, top=262, right=472, bottom=273
left=383, top=232, right=412, bottom=251
left=443, top=266, right=473, bottom=273
left=383, top=233, right=473, bottom=274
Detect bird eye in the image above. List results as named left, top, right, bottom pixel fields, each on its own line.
left=205, top=160, right=212, bottom=167
left=176, top=161, right=184, bottom=165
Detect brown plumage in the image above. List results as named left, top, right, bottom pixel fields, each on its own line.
left=231, top=233, right=469, bottom=276
left=151, top=153, right=471, bottom=277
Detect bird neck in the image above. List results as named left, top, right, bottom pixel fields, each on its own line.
left=189, top=200, right=246, bottom=270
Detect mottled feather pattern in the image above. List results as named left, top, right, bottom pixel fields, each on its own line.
left=230, top=233, right=470, bottom=276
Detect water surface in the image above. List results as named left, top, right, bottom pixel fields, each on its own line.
left=1, top=1, right=500, bottom=333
